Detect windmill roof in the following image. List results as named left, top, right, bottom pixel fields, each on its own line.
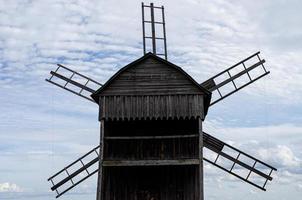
left=91, top=52, right=212, bottom=116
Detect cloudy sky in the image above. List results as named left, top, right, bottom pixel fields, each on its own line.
left=0, top=0, right=301, bottom=199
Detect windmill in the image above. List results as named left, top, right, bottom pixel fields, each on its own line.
left=46, top=3, right=276, bottom=200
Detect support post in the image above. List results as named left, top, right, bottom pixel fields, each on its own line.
left=162, top=5, right=167, bottom=60
left=150, top=3, right=156, bottom=54
left=96, top=120, right=104, bottom=200
left=141, top=2, right=146, bottom=55
left=198, top=117, right=204, bottom=200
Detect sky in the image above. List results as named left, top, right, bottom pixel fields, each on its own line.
left=0, top=0, right=301, bottom=199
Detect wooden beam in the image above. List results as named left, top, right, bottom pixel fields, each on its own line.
left=198, top=118, right=204, bottom=200
left=104, top=134, right=198, bottom=140
left=102, top=159, right=200, bottom=166
left=96, top=120, right=105, bottom=200
left=150, top=3, right=156, bottom=54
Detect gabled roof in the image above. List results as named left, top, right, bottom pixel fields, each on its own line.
left=91, top=52, right=212, bottom=115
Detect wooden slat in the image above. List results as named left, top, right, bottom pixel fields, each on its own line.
left=102, top=159, right=200, bottom=166
left=99, top=95, right=204, bottom=121
left=104, top=134, right=198, bottom=140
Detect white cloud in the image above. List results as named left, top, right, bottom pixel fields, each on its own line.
left=0, top=183, right=23, bottom=193
left=256, top=145, right=300, bottom=168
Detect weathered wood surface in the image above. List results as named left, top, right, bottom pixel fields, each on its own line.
left=103, top=119, right=199, bottom=161
left=103, top=159, right=200, bottom=166
left=96, top=119, right=202, bottom=199
left=198, top=118, right=204, bottom=200
left=103, top=119, right=198, bottom=136
left=92, top=54, right=210, bottom=121
left=101, top=166, right=199, bottom=200
left=99, top=57, right=204, bottom=96
left=99, top=94, right=204, bottom=120
left=96, top=120, right=105, bottom=200
left=104, top=136, right=199, bottom=160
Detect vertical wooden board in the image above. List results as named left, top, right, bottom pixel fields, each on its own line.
left=96, top=120, right=105, bottom=200
left=198, top=118, right=203, bottom=200
left=98, top=95, right=204, bottom=121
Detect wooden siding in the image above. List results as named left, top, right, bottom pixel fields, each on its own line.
left=97, top=119, right=202, bottom=200
left=102, top=166, right=200, bottom=200
left=99, top=57, right=203, bottom=95
left=99, top=95, right=204, bottom=120
left=104, top=136, right=199, bottom=160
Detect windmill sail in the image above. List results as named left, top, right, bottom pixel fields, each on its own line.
left=201, top=52, right=269, bottom=106
left=48, top=132, right=276, bottom=198
left=48, top=146, right=100, bottom=198
left=46, top=64, right=102, bottom=103
left=142, top=2, right=168, bottom=60
left=203, top=132, right=277, bottom=191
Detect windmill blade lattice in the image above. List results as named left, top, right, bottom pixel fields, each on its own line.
left=48, top=146, right=100, bottom=198
left=203, top=132, right=277, bottom=191
left=46, top=64, right=102, bottom=103
left=201, top=52, right=269, bottom=106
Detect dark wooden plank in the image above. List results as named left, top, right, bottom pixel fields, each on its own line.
left=99, top=95, right=204, bottom=121
left=96, top=120, right=105, bottom=200
left=102, top=159, right=200, bottom=166
left=198, top=118, right=203, bottom=200
left=104, top=134, right=198, bottom=140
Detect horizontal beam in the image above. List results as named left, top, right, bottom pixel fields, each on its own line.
left=144, top=21, right=164, bottom=24
left=143, top=5, right=163, bottom=9
left=102, top=159, right=200, bottom=166
left=144, top=36, right=165, bottom=40
left=105, top=134, right=198, bottom=140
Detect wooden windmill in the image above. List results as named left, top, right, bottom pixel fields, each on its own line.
left=46, top=3, right=277, bottom=200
